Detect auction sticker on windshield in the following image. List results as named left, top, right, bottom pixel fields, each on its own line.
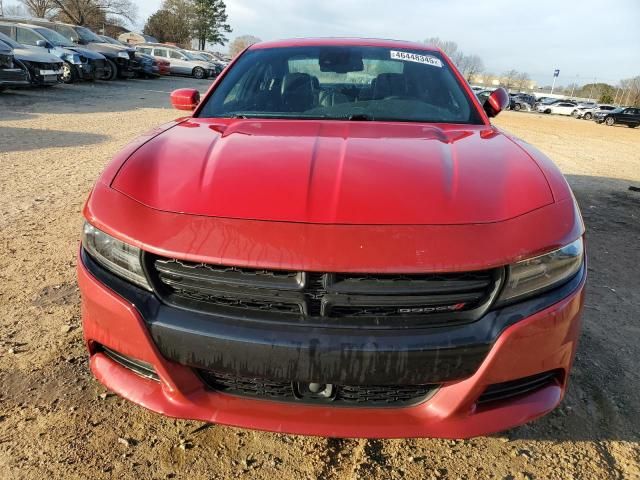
left=390, top=50, right=442, bottom=67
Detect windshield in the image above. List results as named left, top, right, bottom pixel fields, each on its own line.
left=198, top=45, right=482, bottom=124
left=100, top=35, right=122, bottom=46
left=34, top=27, right=74, bottom=47
left=0, top=31, right=21, bottom=49
left=76, top=26, right=103, bottom=43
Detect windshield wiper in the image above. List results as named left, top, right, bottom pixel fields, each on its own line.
left=347, top=113, right=373, bottom=121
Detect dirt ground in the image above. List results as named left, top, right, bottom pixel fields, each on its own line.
left=1, top=78, right=639, bottom=480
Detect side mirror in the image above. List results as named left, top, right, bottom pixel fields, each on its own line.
left=35, top=40, right=47, bottom=48
left=170, top=88, right=200, bottom=111
left=483, top=87, right=510, bottom=118
left=70, top=36, right=80, bottom=44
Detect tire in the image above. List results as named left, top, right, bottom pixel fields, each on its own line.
left=61, top=62, right=75, bottom=84
left=584, top=112, right=592, bottom=120
left=102, top=58, right=118, bottom=81
left=605, top=117, right=615, bottom=126
left=544, top=109, right=551, bottom=114
left=192, top=67, right=206, bottom=79
left=628, top=124, right=638, bottom=128
left=514, top=103, right=521, bottom=111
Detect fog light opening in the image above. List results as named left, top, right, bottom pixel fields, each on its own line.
left=294, top=382, right=336, bottom=401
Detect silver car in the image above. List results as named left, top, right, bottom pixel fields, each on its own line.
left=136, top=44, right=215, bottom=79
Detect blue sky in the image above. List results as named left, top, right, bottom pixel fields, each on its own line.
left=6, top=0, right=640, bottom=86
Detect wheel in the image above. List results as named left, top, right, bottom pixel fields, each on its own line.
left=61, top=62, right=75, bottom=83
left=192, top=67, right=206, bottom=79
left=571, top=110, right=578, bottom=116
left=605, top=117, right=615, bottom=126
left=544, top=109, right=551, bottom=114
left=584, top=112, right=592, bottom=120
left=102, top=58, right=118, bottom=81
left=514, top=103, right=521, bottom=111
left=628, top=124, right=638, bottom=128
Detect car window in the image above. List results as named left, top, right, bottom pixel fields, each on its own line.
left=55, top=25, right=77, bottom=41
left=154, top=48, right=168, bottom=58
left=0, top=25, right=12, bottom=37
left=16, top=27, right=41, bottom=46
left=0, top=31, right=21, bottom=49
left=198, top=45, right=483, bottom=124
left=169, top=50, right=184, bottom=60
left=138, top=47, right=152, bottom=54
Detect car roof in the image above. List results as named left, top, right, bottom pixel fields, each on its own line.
left=249, top=37, right=441, bottom=53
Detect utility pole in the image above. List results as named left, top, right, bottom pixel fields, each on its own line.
left=588, top=78, right=597, bottom=102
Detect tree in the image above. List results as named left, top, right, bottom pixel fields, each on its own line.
left=192, top=0, right=231, bottom=50
left=515, top=72, right=531, bottom=91
left=619, top=76, right=640, bottom=107
left=52, top=0, right=137, bottom=27
left=457, top=54, right=484, bottom=82
left=424, top=37, right=460, bottom=62
left=143, top=9, right=190, bottom=45
left=501, top=69, right=519, bottom=90
left=229, top=35, right=260, bottom=57
left=19, top=0, right=56, bottom=17
left=3, top=3, right=28, bottom=15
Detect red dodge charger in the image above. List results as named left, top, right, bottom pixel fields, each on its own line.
left=78, top=38, right=585, bottom=438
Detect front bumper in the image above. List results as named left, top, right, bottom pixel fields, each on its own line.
left=0, top=67, right=30, bottom=87
left=78, top=245, right=585, bottom=438
left=115, top=57, right=135, bottom=78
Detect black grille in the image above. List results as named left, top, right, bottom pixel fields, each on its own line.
left=147, top=256, right=502, bottom=326
left=198, top=370, right=438, bottom=407
left=477, top=370, right=561, bottom=406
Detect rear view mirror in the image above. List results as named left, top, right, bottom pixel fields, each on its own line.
left=35, top=40, right=47, bottom=48
left=483, top=87, right=509, bottom=118
left=319, top=48, right=364, bottom=73
left=170, top=88, right=200, bottom=111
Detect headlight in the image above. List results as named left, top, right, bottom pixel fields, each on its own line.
left=82, top=222, right=151, bottom=290
left=497, top=238, right=583, bottom=305
left=62, top=53, right=82, bottom=64
left=117, top=51, right=129, bottom=59
left=0, top=53, right=14, bottom=68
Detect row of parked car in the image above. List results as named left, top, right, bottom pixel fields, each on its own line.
left=0, top=16, right=227, bottom=91
left=472, top=87, right=639, bottom=128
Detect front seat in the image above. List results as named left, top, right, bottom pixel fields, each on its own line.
left=372, top=73, right=408, bottom=99
left=281, top=73, right=316, bottom=112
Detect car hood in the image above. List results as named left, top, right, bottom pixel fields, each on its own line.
left=66, top=45, right=105, bottom=60
left=12, top=47, right=62, bottom=63
left=112, top=119, right=554, bottom=225
left=81, top=42, right=123, bottom=56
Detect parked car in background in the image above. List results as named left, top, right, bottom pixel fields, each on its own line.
left=155, top=56, right=170, bottom=75
left=99, top=35, right=158, bottom=78
left=509, top=93, right=536, bottom=111
left=0, top=31, right=62, bottom=86
left=136, top=43, right=216, bottom=79
left=184, top=49, right=225, bottom=74
left=1, top=18, right=135, bottom=80
left=0, top=22, right=105, bottom=83
left=536, top=101, right=578, bottom=115
left=0, top=39, right=29, bottom=90
left=594, top=107, right=640, bottom=127
left=576, top=104, right=616, bottom=120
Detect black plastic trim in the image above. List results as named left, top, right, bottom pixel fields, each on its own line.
left=81, top=248, right=585, bottom=386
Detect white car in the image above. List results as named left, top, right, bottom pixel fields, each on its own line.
left=536, top=101, right=578, bottom=115
left=576, top=104, right=616, bottom=120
